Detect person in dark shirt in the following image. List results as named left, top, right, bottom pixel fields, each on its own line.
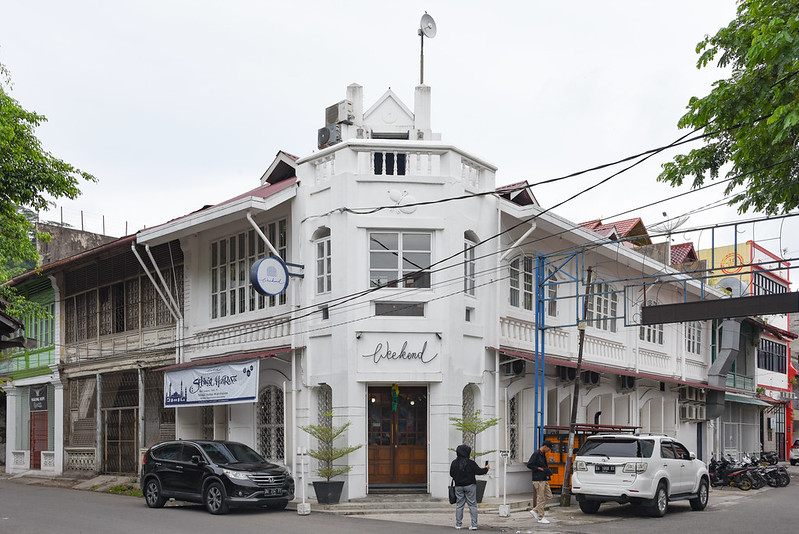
left=526, top=440, right=553, bottom=524
left=450, top=444, right=489, bottom=530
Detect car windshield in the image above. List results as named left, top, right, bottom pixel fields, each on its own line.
left=200, top=442, right=267, bottom=465
left=577, top=438, right=654, bottom=458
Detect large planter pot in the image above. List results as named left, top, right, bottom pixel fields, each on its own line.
left=313, top=480, right=345, bottom=504
left=476, top=479, right=487, bottom=503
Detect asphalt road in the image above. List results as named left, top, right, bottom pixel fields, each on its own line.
left=1, top=474, right=797, bottom=534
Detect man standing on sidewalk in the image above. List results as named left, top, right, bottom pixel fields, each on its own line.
left=526, top=440, right=553, bottom=525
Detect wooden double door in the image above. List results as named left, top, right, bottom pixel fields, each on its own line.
left=367, top=386, right=427, bottom=489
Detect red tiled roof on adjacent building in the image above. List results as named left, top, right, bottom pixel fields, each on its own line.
left=579, top=217, right=652, bottom=246
left=670, top=242, right=698, bottom=265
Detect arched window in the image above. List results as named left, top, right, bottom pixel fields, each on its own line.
left=587, top=281, right=618, bottom=332
left=509, top=255, right=534, bottom=310
left=257, top=385, right=285, bottom=462
left=639, top=300, right=664, bottom=344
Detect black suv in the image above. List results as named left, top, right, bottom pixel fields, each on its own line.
left=141, top=440, right=295, bottom=514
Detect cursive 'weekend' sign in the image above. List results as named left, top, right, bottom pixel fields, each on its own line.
left=362, top=340, right=439, bottom=364
left=164, top=359, right=260, bottom=407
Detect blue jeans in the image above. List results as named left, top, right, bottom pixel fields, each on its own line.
left=455, top=483, right=478, bottom=528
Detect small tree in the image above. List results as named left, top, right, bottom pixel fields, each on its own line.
left=301, top=412, right=362, bottom=482
left=450, top=410, right=500, bottom=459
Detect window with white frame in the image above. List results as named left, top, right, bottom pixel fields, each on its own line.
left=639, top=300, right=664, bottom=344
left=210, top=219, right=287, bottom=319
left=315, top=229, right=331, bottom=295
left=369, top=231, right=431, bottom=288
left=509, top=255, right=534, bottom=310
left=464, top=237, right=476, bottom=295
left=686, top=321, right=702, bottom=355
left=545, top=266, right=558, bottom=317
left=586, top=281, right=618, bottom=332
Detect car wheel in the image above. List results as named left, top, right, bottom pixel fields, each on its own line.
left=578, top=500, right=600, bottom=514
left=648, top=482, right=668, bottom=517
left=204, top=481, right=229, bottom=515
left=689, top=478, right=709, bottom=511
left=144, top=478, right=167, bottom=508
left=267, top=500, right=289, bottom=511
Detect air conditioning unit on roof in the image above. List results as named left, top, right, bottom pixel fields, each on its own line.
left=325, top=100, right=354, bottom=126
left=318, top=124, right=342, bottom=149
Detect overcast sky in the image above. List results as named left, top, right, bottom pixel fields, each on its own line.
left=1, top=0, right=796, bottom=262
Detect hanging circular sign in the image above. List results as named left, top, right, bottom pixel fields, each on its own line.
left=250, top=257, right=289, bottom=296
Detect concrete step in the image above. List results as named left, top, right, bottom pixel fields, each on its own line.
left=289, top=494, right=533, bottom=516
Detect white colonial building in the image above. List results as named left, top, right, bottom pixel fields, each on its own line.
left=130, top=82, right=748, bottom=501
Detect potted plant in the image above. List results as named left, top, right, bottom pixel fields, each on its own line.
left=450, top=410, right=500, bottom=503
left=300, top=411, right=362, bottom=504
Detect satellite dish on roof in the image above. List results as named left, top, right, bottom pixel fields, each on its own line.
left=418, top=13, right=437, bottom=84
left=420, top=13, right=437, bottom=38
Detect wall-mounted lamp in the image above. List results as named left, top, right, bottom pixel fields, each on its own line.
left=356, top=332, right=362, bottom=339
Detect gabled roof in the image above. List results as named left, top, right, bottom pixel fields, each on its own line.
left=137, top=176, right=297, bottom=246
left=671, top=242, right=698, bottom=265
left=260, top=151, right=298, bottom=185
left=363, top=88, right=414, bottom=129
left=579, top=217, right=652, bottom=246
left=496, top=181, right=539, bottom=207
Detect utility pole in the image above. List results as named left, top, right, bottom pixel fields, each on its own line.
left=560, top=266, right=593, bottom=507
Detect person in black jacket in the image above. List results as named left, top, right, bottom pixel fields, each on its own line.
left=450, top=444, right=489, bottom=530
left=526, top=440, right=553, bottom=524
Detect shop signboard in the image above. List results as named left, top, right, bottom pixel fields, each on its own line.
left=357, top=333, right=442, bottom=381
left=29, top=384, right=48, bottom=412
left=164, top=359, right=260, bottom=407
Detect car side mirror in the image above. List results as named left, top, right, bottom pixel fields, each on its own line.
left=689, top=452, right=696, bottom=460
left=191, top=455, right=204, bottom=465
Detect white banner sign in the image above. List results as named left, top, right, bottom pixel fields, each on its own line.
left=164, top=359, right=260, bottom=407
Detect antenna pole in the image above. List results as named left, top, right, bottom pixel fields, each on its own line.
left=419, top=29, right=424, bottom=84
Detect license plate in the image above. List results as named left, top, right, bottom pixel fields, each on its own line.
left=595, top=465, right=615, bottom=474
left=263, top=488, right=282, bottom=496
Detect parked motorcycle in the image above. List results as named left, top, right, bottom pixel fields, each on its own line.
left=709, top=456, right=754, bottom=490
left=756, top=450, right=779, bottom=466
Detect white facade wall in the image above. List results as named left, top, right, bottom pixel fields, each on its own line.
left=138, top=84, right=732, bottom=501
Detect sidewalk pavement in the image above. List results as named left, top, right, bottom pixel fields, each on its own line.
left=0, top=468, right=776, bottom=531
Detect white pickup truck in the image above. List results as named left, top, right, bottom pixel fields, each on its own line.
left=791, top=439, right=799, bottom=466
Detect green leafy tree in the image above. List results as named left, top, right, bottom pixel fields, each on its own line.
left=300, top=412, right=362, bottom=482
left=450, top=410, right=500, bottom=459
left=658, top=0, right=799, bottom=214
left=0, top=61, right=95, bottom=316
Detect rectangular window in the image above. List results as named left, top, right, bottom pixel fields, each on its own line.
left=372, top=152, right=407, bottom=175
left=639, top=302, right=664, bottom=345
left=752, top=271, right=787, bottom=296
left=464, top=241, right=476, bottom=296
left=369, top=231, right=431, bottom=289
left=375, top=302, right=425, bottom=317
left=587, top=282, right=617, bottom=333
left=316, top=237, right=332, bottom=294
left=210, top=219, right=287, bottom=319
left=686, top=321, right=702, bottom=355
left=758, top=339, right=787, bottom=373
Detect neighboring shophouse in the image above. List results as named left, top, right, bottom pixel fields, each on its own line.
left=3, top=236, right=182, bottom=475
left=134, top=82, right=751, bottom=501
left=698, top=242, right=797, bottom=460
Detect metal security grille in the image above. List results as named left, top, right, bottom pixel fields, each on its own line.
left=508, top=393, right=519, bottom=461
left=257, top=385, right=284, bottom=462
left=102, top=371, right=138, bottom=474
left=462, top=386, right=475, bottom=448
left=67, top=377, right=97, bottom=447
left=202, top=406, right=214, bottom=440
left=317, top=384, right=332, bottom=426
